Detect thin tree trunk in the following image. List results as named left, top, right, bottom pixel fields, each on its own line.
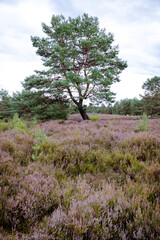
left=78, top=106, right=89, bottom=120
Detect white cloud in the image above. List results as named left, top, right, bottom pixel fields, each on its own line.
left=0, top=0, right=53, bottom=34
left=111, top=69, right=152, bottom=100
left=0, top=0, right=159, bottom=101
left=0, top=53, right=44, bottom=94
left=71, top=0, right=160, bottom=100
left=0, top=0, right=57, bottom=93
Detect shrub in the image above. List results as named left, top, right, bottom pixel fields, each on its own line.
left=0, top=115, right=160, bottom=239
left=8, top=114, right=28, bottom=133
left=0, top=120, right=7, bottom=131
left=0, top=163, right=60, bottom=233
left=32, top=128, right=48, bottom=142
left=89, top=115, right=100, bottom=121
left=136, top=113, right=149, bottom=132
left=0, top=131, right=35, bottom=166
left=118, top=132, right=160, bottom=163
left=20, top=178, right=160, bottom=239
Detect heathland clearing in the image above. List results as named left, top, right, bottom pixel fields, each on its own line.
left=0, top=114, right=160, bottom=239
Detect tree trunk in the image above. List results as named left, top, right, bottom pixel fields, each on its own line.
left=78, top=106, right=89, bottom=120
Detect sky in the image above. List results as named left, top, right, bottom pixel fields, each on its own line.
left=0, top=0, right=160, bottom=101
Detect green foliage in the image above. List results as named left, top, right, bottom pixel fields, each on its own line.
left=0, top=89, right=12, bottom=119
left=11, top=90, right=69, bottom=121
left=111, top=98, right=143, bottom=115
left=31, top=129, right=49, bottom=161
left=136, top=113, right=149, bottom=132
left=142, top=76, right=160, bottom=96
left=22, top=13, right=127, bottom=120
left=89, top=114, right=100, bottom=121
left=29, top=116, right=38, bottom=128
left=0, top=88, right=69, bottom=122
left=0, top=120, right=7, bottom=131
left=8, top=114, right=28, bottom=133
left=86, top=98, right=144, bottom=116
left=32, top=144, right=41, bottom=161
left=32, top=128, right=48, bottom=142
left=142, top=76, right=160, bottom=117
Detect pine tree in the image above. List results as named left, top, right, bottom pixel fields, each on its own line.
left=11, top=90, right=69, bottom=121
left=0, top=89, right=12, bottom=119
left=142, top=76, right=160, bottom=117
left=23, top=14, right=127, bottom=120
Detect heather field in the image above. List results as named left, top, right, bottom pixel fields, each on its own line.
left=0, top=114, right=160, bottom=239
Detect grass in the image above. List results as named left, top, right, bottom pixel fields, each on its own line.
left=89, top=114, right=100, bottom=121
left=0, top=114, right=160, bottom=239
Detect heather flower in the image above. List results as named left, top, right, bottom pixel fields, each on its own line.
left=0, top=115, right=159, bottom=239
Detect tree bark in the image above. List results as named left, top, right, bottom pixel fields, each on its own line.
left=78, top=105, right=89, bottom=120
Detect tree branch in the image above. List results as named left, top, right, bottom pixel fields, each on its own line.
left=67, top=87, right=78, bottom=105
left=84, top=48, right=89, bottom=77
left=83, top=83, right=90, bottom=98
left=85, top=84, right=96, bottom=99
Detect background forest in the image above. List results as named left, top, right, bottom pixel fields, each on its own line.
left=0, top=75, right=160, bottom=121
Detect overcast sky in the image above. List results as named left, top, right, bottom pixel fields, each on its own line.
left=0, top=0, right=160, bottom=101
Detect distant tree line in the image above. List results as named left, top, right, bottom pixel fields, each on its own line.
left=86, top=76, right=160, bottom=117
left=0, top=89, right=69, bottom=121
left=141, top=76, right=160, bottom=117
left=86, top=98, right=143, bottom=116
left=0, top=76, right=159, bottom=121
